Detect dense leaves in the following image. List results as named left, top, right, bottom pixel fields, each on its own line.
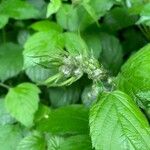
left=0, top=0, right=150, bottom=149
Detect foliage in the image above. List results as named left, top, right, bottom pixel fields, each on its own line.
left=0, top=0, right=150, bottom=150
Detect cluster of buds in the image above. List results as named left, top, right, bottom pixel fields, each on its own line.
left=59, top=55, right=83, bottom=79
left=59, top=54, right=108, bottom=82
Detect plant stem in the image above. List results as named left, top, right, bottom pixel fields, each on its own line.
left=0, top=83, right=10, bottom=90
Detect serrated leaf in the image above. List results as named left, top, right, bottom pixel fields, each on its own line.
left=17, top=131, right=46, bottom=150
left=117, top=44, right=150, bottom=101
left=0, top=0, right=40, bottom=19
left=47, top=135, right=64, bottom=150
left=5, top=83, right=40, bottom=127
left=90, top=90, right=150, bottom=150
left=0, top=43, right=23, bottom=81
left=0, top=15, right=9, bottom=29
left=46, top=0, right=62, bottom=18
left=0, top=98, right=15, bottom=125
left=36, top=105, right=89, bottom=134
left=0, top=124, right=22, bottom=150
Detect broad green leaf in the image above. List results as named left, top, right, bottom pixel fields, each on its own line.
left=49, top=85, right=80, bottom=107
left=5, top=83, right=40, bottom=127
left=0, top=0, right=40, bottom=19
left=0, top=15, right=9, bottom=29
left=90, top=90, right=150, bottom=150
left=64, top=32, right=89, bottom=56
left=0, top=43, right=23, bottom=81
left=46, top=0, right=62, bottom=18
left=47, top=134, right=92, bottom=150
left=23, top=31, right=64, bottom=68
left=36, top=105, right=89, bottom=134
left=30, top=20, right=62, bottom=32
left=0, top=98, right=15, bottom=125
left=100, top=33, right=123, bottom=75
left=17, top=131, right=46, bottom=150
left=117, top=44, right=150, bottom=100
left=0, top=124, right=22, bottom=150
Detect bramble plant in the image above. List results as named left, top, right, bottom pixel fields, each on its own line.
left=1, top=0, right=150, bottom=150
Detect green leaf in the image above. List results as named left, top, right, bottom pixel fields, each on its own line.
left=116, top=44, right=150, bottom=100
left=0, top=98, right=15, bottom=125
left=30, top=20, right=62, bottom=32
left=0, top=43, right=23, bottom=81
left=58, top=135, right=92, bottom=150
left=100, top=33, right=123, bottom=75
left=5, top=83, right=40, bottom=127
left=88, top=0, right=115, bottom=18
left=0, top=0, right=40, bottom=19
left=17, top=131, right=46, bottom=150
left=25, top=65, right=52, bottom=83
left=103, top=7, right=138, bottom=31
left=56, top=4, right=94, bottom=31
left=0, top=124, right=22, bottom=150
left=46, top=0, right=62, bottom=18
left=90, top=90, right=150, bottom=150
left=0, top=15, right=9, bottom=29
left=36, top=105, right=89, bottom=134
left=17, top=30, right=30, bottom=46
left=49, top=85, right=80, bottom=107
left=23, top=31, right=64, bottom=68
left=64, top=32, right=89, bottom=56
left=47, top=134, right=92, bottom=150
left=34, top=104, right=51, bottom=124
left=137, top=3, right=150, bottom=26
left=82, top=27, right=102, bottom=59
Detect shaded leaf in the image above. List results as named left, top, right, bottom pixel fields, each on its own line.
left=0, top=43, right=23, bottom=81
